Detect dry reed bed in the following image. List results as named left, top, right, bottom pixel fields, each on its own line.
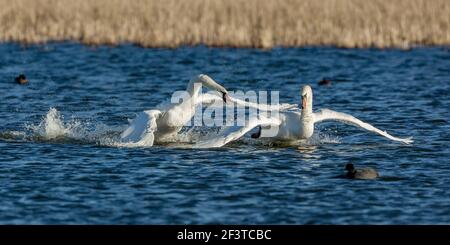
left=0, top=0, right=449, bottom=48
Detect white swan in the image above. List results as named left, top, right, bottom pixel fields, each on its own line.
left=120, top=74, right=230, bottom=146
left=195, top=85, right=413, bottom=148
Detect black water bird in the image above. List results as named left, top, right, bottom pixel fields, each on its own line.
left=318, top=78, right=331, bottom=86
left=15, top=74, right=28, bottom=84
left=345, top=163, right=379, bottom=180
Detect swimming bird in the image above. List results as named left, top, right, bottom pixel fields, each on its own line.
left=15, top=74, right=28, bottom=84
left=194, top=85, right=413, bottom=148
left=120, top=74, right=231, bottom=146
left=345, top=163, right=379, bottom=180
left=318, top=78, right=331, bottom=86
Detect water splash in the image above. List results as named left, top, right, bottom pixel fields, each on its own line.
left=307, top=131, right=341, bottom=145
left=0, top=107, right=340, bottom=148
left=27, top=108, right=80, bottom=140
left=22, top=108, right=123, bottom=145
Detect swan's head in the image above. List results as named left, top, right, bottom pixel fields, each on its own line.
left=222, top=92, right=232, bottom=104
left=301, top=85, right=313, bottom=110
left=198, top=74, right=231, bottom=104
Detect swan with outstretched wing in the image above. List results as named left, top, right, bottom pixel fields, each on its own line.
left=312, top=108, right=412, bottom=143
left=120, top=73, right=296, bottom=147
left=121, top=74, right=231, bottom=146
left=194, top=85, right=413, bottom=148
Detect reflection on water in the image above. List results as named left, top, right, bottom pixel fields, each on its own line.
left=296, top=145, right=319, bottom=160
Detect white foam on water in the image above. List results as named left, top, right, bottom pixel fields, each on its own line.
left=307, top=130, right=341, bottom=145
left=0, top=107, right=340, bottom=148
left=27, top=108, right=79, bottom=140
left=0, top=130, right=27, bottom=142
left=23, top=108, right=124, bottom=145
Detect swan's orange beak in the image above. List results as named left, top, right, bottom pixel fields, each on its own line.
left=302, top=96, right=307, bottom=109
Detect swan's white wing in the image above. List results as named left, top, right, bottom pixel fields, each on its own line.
left=197, top=92, right=298, bottom=111
left=231, top=97, right=298, bottom=111
left=196, top=92, right=224, bottom=106
left=194, top=115, right=282, bottom=148
left=313, top=109, right=413, bottom=144
left=121, top=110, right=162, bottom=146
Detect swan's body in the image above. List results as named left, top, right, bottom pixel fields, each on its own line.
left=121, top=74, right=229, bottom=146
left=195, top=85, right=413, bottom=148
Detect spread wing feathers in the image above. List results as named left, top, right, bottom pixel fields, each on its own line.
left=197, top=92, right=297, bottom=111
left=313, top=109, right=413, bottom=144
left=193, top=115, right=282, bottom=148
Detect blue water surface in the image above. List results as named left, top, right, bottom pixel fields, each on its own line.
left=0, top=43, right=449, bottom=224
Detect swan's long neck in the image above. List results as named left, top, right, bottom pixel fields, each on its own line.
left=301, top=95, right=313, bottom=119
left=302, top=104, right=313, bottom=117
left=300, top=88, right=314, bottom=138
left=187, top=77, right=203, bottom=99
left=186, top=74, right=227, bottom=100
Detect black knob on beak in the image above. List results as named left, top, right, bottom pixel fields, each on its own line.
left=222, top=92, right=228, bottom=103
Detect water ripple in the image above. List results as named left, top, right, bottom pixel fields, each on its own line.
left=0, top=43, right=449, bottom=224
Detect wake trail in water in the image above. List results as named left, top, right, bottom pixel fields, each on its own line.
left=0, top=108, right=221, bottom=148
left=0, top=107, right=340, bottom=148
left=0, top=108, right=122, bottom=146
